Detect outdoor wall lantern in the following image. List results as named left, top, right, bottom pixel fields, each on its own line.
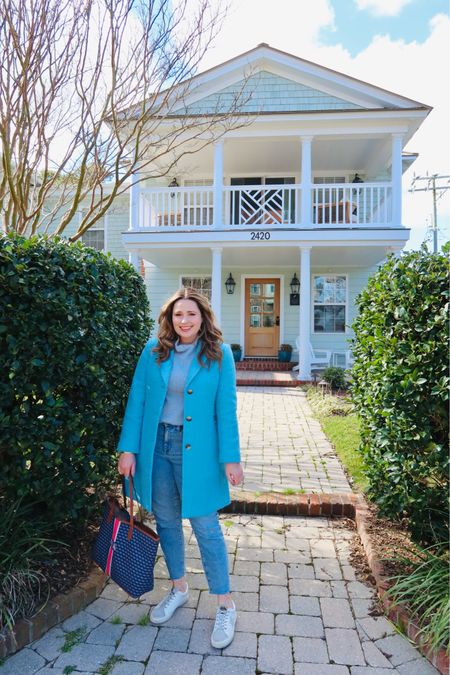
left=289, top=273, right=300, bottom=306
left=169, top=177, right=179, bottom=197
left=352, top=173, right=364, bottom=214
left=225, top=273, right=236, bottom=295
left=352, top=173, right=364, bottom=194
left=290, top=273, right=300, bottom=294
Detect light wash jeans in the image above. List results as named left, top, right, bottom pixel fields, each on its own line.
left=151, top=422, right=230, bottom=595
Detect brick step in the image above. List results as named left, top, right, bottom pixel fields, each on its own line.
left=236, top=359, right=297, bottom=372
left=236, top=371, right=301, bottom=387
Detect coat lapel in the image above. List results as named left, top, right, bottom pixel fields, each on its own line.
left=159, top=351, right=174, bottom=387
left=186, top=341, right=206, bottom=387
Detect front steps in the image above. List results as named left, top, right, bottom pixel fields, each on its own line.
left=236, top=358, right=300, bottom=386
left=236, top=358, right=297, bottom=371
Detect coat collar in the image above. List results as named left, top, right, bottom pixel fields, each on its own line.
left=158, top=340, right=206, bottom=388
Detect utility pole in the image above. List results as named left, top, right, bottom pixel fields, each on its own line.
left=409, top=173, right=450, bottom=252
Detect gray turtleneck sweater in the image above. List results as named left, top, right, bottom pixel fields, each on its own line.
left=160, top=339, right=198, bottom=425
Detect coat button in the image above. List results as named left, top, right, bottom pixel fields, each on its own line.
left=185, top=443, right=191, bottom=450
left=185, top=416, right=192, bottom=422
left=187, top=389, right=193, bottom=394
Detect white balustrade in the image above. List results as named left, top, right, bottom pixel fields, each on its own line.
left=224, top=185, right=299, bottom=227
left=138, top=186, right=214, bottom=229
left=134, top=182, right=393, bottom=230
left=312, top=182, right=392, bottom=227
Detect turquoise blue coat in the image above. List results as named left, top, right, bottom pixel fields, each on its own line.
left=117, top=339, right=241, bottom=518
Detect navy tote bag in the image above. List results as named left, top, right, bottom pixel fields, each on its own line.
left=92, top=477, right=159, bottom=598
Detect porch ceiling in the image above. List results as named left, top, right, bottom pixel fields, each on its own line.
left=137, top=243, right=393, bottom=269
left=162, top=136, right=388, bottom=177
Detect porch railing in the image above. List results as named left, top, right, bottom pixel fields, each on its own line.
left=138, top=186, right=214, bottom=228
left=136, top=182, right=393, bottom=229
left=312, top=182, right=392, bottom=227
left=224, top=185, right=299, bottom=226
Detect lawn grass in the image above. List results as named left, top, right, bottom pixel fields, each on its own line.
left=306, top=387, right=368, bottom=492
left=320, top=413, right=368, bottom=492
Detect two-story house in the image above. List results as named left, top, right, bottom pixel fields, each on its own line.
left=115, top=44, right=429, bottom=379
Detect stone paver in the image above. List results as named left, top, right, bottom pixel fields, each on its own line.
left=1, top=388, right=439, bottom=675
left=258, top=634, right=293, bottom=674
left=236, top=388, right=352, bottom=493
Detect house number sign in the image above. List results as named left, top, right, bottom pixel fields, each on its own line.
left=250, top=231, right=271, bottom=240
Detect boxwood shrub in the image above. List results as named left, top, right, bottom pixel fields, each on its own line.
left=0, top=234, right=152, bottom=528
left=350, top=247, right=449, bottom=545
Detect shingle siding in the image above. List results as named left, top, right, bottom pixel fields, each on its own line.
left=173, top=71, right=363, bottom=115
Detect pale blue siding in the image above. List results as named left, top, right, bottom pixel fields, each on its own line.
left=173, top=71, right=363, bottom=115
left=144, top=264, right=377, bottom=363
left=105, top=202, right=129, bottom=261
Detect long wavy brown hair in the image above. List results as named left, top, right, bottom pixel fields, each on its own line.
left=154, top=287, right=223, bottom=365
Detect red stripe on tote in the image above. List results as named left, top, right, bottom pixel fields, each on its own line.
left=105, top=519, right=121, bottom=575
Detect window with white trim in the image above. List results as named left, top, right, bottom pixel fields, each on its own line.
left=313, top=176, right=346, bottom=204
left=81, top=214, right=105, bottom=251
left=313, top=275, right=346, bottom=333
left=181, top=276, right=212, bottom=301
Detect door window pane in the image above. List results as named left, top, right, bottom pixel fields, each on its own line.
left=250, top=314, right=261, bottom=327
left=263, top=315, right=274, bottom=327
left=263, top=283, right=275, bottom=296
left=250, top=284, right=261, bottom=295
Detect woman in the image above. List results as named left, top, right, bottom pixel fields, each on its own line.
left=117, top=287, right=243, bottom=649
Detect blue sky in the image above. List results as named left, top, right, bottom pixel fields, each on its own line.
left=199, top=0, right=450, bottom=250
left=321, top=0, right=448, bottom=56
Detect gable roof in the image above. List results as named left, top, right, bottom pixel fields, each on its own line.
left=160, top=43, right=430, bottom=117
left=172, top=71, right=365, bottom=115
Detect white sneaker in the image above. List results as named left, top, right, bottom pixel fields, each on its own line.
left=210, top=603, right=237, bottom=649
left=150, top=585, right=189, bottom=625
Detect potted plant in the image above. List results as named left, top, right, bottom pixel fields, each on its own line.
left=278, top=343, right=292, bottom=363
left=230, top=344, right=242, bottom=362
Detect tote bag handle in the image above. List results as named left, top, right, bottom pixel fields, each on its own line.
left=122, top=475, right=136, bottom=541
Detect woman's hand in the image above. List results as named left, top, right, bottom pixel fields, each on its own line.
left=224, top=462, right=244, bottom=487
left=118, top=452, right=136, bottom=477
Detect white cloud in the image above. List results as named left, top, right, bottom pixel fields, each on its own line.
left=198, top=0, right=338, bottom=71
left=354, top=0, right=414, bottom=18
left=198, top=2, right=450, bottom=250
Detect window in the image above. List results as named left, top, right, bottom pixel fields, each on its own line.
left=81, top=212, right=105, bottom=251
left=313, top=176, right=346, bottom=205
left=181, top=276, right=212, bottom=301
left=313, top=275, right=346, bottom=333
left=82, top=228, right=105, bottom=251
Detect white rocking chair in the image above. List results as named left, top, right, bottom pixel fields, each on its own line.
left=292, top=338, right=331, bottom=372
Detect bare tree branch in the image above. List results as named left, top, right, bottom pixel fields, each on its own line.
left=0, top=0, right=252, bottom=239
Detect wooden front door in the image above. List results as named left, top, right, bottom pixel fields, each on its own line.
left=245, top=279, right=280, bottom=357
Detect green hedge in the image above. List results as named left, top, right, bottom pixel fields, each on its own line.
left=351, top=247, right=449, bottom=545
left=0, top=234, right=152, bottom=528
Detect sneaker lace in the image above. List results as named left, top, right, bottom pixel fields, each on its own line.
left=162, top=588, right=178, bottom=609
left=215, top=607, right=231, bottom=631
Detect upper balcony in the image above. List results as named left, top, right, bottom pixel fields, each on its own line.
left=132, top=180, right=393, bottom=231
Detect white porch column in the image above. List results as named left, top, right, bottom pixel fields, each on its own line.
left=213, top=141, right=224, bottom=228
left=391, top=133, right=403, bottom=225
left=298, top=246, right=312, bottom=380
left=128, top=253, right=140, bottom=271
left=211, top=247, right=222, bottom=325
left=129, top=171, right=140, bottom=231
left=300, top=136, right=313, bottom=225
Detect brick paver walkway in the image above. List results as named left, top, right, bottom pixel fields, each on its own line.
left=0, top=388, right=438, bottom=675
left=237, top=387, right=351, bottom=494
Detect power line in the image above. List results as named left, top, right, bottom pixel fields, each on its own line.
left=409, top=173, right=450, bottom=252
